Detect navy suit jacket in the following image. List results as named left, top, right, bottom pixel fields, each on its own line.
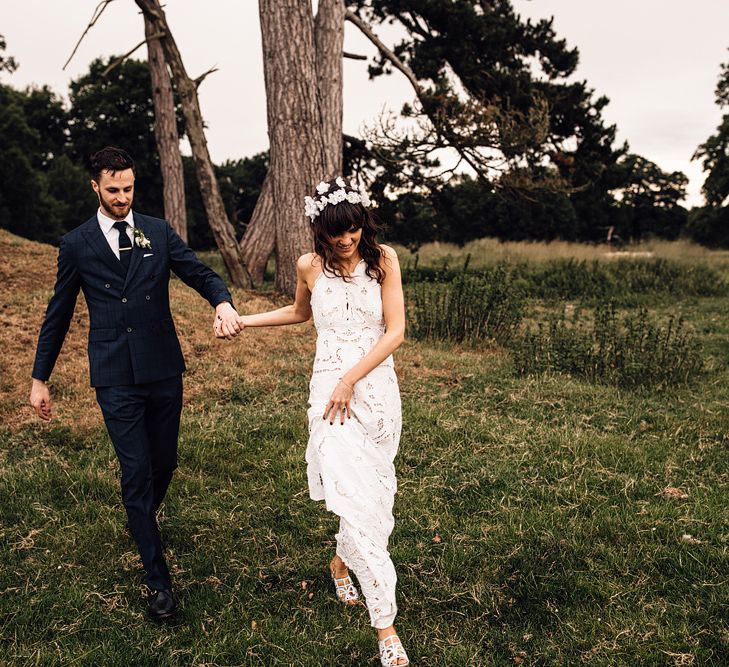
left=32, top=212, right=234, bottom=387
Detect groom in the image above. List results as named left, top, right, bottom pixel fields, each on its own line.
left=29, top=146, right=243, bottom=619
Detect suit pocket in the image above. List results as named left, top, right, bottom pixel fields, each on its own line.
left=88, top=327, right=118, bottom=342
left=143, top=255, right=161, bottom=279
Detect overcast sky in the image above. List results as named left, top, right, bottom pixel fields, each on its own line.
left=2, top=1, right=728, bottom=206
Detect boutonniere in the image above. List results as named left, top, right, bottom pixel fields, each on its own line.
left=133, top=227, right=152, bottom=249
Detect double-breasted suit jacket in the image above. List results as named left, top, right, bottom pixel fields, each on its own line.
left=32, top=212, right=233, bottom=386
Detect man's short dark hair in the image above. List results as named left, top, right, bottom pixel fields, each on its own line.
left=90, top=147, right=135, bottom=182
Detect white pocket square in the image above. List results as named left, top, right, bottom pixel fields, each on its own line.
left=143, top=253, right=154, bottom=258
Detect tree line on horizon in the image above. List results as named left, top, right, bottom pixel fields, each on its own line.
left=0, top=2, right=727, bottom=270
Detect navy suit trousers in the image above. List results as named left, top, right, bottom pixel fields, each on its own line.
left=95, top=374, right=183, bottom=591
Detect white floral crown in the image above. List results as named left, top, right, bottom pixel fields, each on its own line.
left=304, top=176, right=371, bottom=221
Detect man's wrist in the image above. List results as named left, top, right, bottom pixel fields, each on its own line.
left=32, top=377, right=47, bottom=385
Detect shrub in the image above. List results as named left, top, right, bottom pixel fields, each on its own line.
left=406, top=264, right=525, bottom=344
left=401, top=257, right=728, bottom=302
left=510, top=302, right=704, bottom=387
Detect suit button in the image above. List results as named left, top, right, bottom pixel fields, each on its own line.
left=122, top=297, right=128, bottom=303
left=105, top=283, right=111, bottom=289
left=127, top=327, right=132, bottom=333
left=145, top=295, right=150, bottom=300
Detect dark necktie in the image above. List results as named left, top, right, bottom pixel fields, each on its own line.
left=114, top=220, right=132, bottom=273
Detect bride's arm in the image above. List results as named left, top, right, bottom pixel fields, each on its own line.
left=341, top=245, right=405, bottom=386
left=239, top=255, right=314, bottom=327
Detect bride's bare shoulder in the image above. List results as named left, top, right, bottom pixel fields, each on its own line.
left=377, top=244, right=400, bottom=268
left=297, top=252, right=321, bottom=269
left=297, top=253, right=323, bottom=284
left=378, top=244, right=398, bottom=259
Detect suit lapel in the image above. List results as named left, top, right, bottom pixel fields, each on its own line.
left=81, top=216, right=126, bottom=279
left=123, top=212, right=147, bottom=292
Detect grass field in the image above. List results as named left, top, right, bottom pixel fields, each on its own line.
left=1, top=229, right=728, bottom=666
left=393, top=237, right=729, bottom=270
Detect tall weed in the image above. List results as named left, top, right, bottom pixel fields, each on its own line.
left=406, top=264, right=525, bottom=344
left=511, top=302, right=704, bottom=387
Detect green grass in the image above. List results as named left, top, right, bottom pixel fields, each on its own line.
left=2, top=245, right=729, bottom=665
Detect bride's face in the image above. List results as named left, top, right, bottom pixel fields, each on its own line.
left=328, top=225, right=363, bottom=260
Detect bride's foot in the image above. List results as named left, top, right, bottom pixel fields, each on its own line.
left=377, top=627, right=409, bottom=666
left=330, top=555, right=359, bottom=605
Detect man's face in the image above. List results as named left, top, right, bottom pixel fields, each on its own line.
left=91, top=168, right=135, bottom=220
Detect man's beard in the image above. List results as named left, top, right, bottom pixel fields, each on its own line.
left=98, top=194, right=131, bottom=220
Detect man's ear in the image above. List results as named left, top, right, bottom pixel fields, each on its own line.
left=90, top=179, right=99, bottom=194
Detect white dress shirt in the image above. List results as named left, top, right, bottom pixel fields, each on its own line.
left=97, top=208, right=135, bottom=260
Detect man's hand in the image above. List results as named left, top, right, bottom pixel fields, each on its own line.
left=29, top=379, right=52, bottom=421
left=214, top=301, right=244, bottom=340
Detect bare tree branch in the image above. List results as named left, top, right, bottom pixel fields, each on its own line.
left=145, top=12, right=188, bottom=241
left=343, top=51, right=367, bottom=60
left=135, top=0, right=252, bottom=288
left=347, top=10, right=566, bottom=192
left=194, top=65, right=219, bottom=89
left=345, top=10, right=422, bottom=95
left=100, top=32, right=164, bottom=77
left=63, top=0, right=116, bottom=70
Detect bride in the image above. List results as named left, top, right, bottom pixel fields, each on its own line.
left=231, top=177, right=408, bottom=666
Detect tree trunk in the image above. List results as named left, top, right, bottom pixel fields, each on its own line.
left=315, top=0, right=345, bottom=178
left=240, top=0, right=345, bottom=289
left=259, top=0, right=327, bottom=295
left=135, top=0, right=251, bottom=288
left=144, top=14, right=187, bottom=241
left=239, top=172, right=275, bottom=284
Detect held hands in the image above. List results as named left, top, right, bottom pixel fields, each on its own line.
left=29, top=379, right=52, bottom=421
left=323, top=378, right=355, bottom=425
left=213, top=302, right=245, bottom=340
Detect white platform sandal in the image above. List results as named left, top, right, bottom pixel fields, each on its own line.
left=330, top=570, right=360, bottom=605
left=378, top=634, right=409, bottom=666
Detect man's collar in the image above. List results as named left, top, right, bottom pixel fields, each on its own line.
left=97, top=208, right=135, bottom=235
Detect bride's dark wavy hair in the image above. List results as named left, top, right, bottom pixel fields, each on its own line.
left=309, top=180, right=386, bottom=284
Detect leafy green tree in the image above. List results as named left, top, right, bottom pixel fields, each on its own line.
left=0, top=80, right=72, bottom=242
left=0, top=35, right=17, bottom=74
left=695, top=115, right=729, bottom=209
left=380, top=173, right=580, bottom=249
left=67, top=56, right=185, bottom=218
left=45, top=154, right=98, bottom=234
left=686, top=205, right=729, bottom=248
left=184, top=153, right=268, bottom=249
left=0, top=39, right=67, bottom=242
left=377, top=190, right=440, bottom=250
left=349, top=4, right=622, bottom=177
left=689, top=52, right=729, bottom=247
left=347, top=0, right=625, bottom=240
left=0, top=49, right=264, bottom=249
left=694, top=56, right=729, bottom=207
left=615, top=154, right=688, bottom=240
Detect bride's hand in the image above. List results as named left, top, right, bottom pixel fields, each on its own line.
left=323, top=379, right=354, bottom=425
left=214, top=302, right=244, bottom=339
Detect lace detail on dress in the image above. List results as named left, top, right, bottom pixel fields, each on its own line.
left=310, top=260, right=394, bottom=376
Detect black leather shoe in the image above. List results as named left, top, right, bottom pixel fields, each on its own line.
left=147, top=588, right=176, bottom=620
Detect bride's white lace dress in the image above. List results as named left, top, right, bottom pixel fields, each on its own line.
left=305, top=258, right=402, bottom=629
